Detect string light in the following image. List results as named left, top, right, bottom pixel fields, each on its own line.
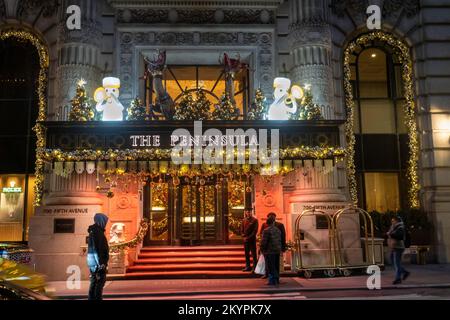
left=40, top=147, right=345, bottom=162
left=0, top=29, right=50, bottom=207
left=343, top=31, right=420, bottom=208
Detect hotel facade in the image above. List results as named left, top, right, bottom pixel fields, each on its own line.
left=0, top=0, right=450, bottom=280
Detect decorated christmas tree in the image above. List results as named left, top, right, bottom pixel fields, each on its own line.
left=301, top=87, right=323, bottom=120
left=212, top=93, right=240, bottom=120
left=174, top=89, right=211, bottom=120
left=247, top=88, right=266, bottom=120
left=290, top=85, right=323, bottom=120
left=68, top=79, right=95, bottom=121
left=127, top=97, right=147, bottom=120
left=194, top=89, right=211, bottom=120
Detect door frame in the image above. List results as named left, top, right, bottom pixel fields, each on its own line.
left=143, top=177, right=175, bottom=246
left=143, top=177, right=249, bottom=246
left=176, top=180, right=227, bottom=246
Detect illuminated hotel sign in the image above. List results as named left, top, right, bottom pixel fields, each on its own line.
left=2, top=187, right=22, bottom=193
left=44, top=120, right=343, bottom=151
left=129, top=134, right=261, bottom=148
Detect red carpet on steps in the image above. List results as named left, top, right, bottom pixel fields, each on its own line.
left=123, top=245, right=258, bottom=279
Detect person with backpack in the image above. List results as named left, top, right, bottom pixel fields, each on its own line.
left=387, top=215, right=410, bottom=285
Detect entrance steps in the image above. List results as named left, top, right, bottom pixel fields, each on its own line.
left=123, top=245, right=258, bottom=279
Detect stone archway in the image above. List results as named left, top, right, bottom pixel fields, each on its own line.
left=0, top=28, right=49, bottom=207
left=343, top=31, right=420, bottom=209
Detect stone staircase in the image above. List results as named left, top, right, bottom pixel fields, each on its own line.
left=122, top=245, right=257, bottom=279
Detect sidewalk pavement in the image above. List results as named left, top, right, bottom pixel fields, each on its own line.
left=48, top=264, right=450, bottom=299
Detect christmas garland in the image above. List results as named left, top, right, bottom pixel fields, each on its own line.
left=0, top=29, right=49, bottom=207
left=228, top=216, right=243, bottom=236
left=343, top=31, right=420, bottom=208
left=41, top=146, right=345, bottom=162
left=151, top=218, right=169, bottom=237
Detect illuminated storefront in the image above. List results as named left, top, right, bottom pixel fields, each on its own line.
left=1, top=0, right=450, bottom=281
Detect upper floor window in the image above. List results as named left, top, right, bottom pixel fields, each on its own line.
left=350, top=46, right=409, bottom=212
left=145, top=65, right=250, bottom=119
left=350, top=48, right=407, bottom=135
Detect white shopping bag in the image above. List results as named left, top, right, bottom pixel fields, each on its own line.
left=254, top=254, right=266, bottom=275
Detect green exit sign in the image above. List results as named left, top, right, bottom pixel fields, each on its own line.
left=2, top=187, right=22, bottom=193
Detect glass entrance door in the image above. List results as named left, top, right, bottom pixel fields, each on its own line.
left=178, top=184, right=224, bottom=245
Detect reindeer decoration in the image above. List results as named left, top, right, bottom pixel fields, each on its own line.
left=219, top=53, right=249, bottom=104
left=144, top=50, right=175, bottom=120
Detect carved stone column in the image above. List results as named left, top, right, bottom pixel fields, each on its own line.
left=45, top=171, right=102, bottom=206
left=55, top=0, right=103, bottom=120
left=29, top=169, right=103, bottom=280
left=288, top=0, right=334, bottom=119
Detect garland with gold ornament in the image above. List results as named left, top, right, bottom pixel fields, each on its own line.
left=228, top=180, right=245, bottom=209
left=151, top=217, right=169, bottom=237
left=343, top=31, right=420, bottom=208
left=228, top=216, right=243, bottom=236
left=109, top=218, right=149, bottom=253
left=0, top=29, right=50, bottom=207
left=34, top=146, right=346, bottom=203
left=40, top=146, right=345, bottom=163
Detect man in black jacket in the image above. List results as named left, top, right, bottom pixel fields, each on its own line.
left=87, top=213, right=109, bottom=300
left=241, top=208, right=259, bottom=272
left=260, top=215, right=282, bottom=285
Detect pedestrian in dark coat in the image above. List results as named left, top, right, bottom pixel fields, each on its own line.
left=259, top=212, right=286, bottom=279
left=241, top=208, right=259, bottom=271
left=260, top=215, right=282, bottom=285
left=387, top=215, right=410, bottom=284
left=87, top=213, right=109, bottom=300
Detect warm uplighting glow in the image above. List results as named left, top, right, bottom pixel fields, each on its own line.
left=433, top=116, right=450, bottom=132
left=183, top=216, right=215, bottom=223
left=371, top=53, right=377, bottom=58
left=151, top=206, right=166, bottom=211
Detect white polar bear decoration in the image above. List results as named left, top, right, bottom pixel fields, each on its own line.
left=267, top=77, right=304, bottom=120
left=94, top=77, right=125, bottom=121
left=109, top=222, right=126, bottom=244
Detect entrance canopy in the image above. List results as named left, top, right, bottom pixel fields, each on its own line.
left=38, top=120, right=346, bottom=178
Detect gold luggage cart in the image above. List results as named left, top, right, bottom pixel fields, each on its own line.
left=332, top=205, right=377, bottom=277
left=294, top=208, right=338, bottom=278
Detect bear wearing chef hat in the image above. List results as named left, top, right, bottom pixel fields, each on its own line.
left=94, top=77, right=125, bottom=121
left=267, top=77, right=303, bottom=120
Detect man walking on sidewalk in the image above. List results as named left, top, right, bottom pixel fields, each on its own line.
left=242, top=208, right=259, bottom=272
left=387, top=215, right=411, bottom=285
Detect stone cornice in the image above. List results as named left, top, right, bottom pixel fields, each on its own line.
left=107, top=0, right=284, bottom=9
